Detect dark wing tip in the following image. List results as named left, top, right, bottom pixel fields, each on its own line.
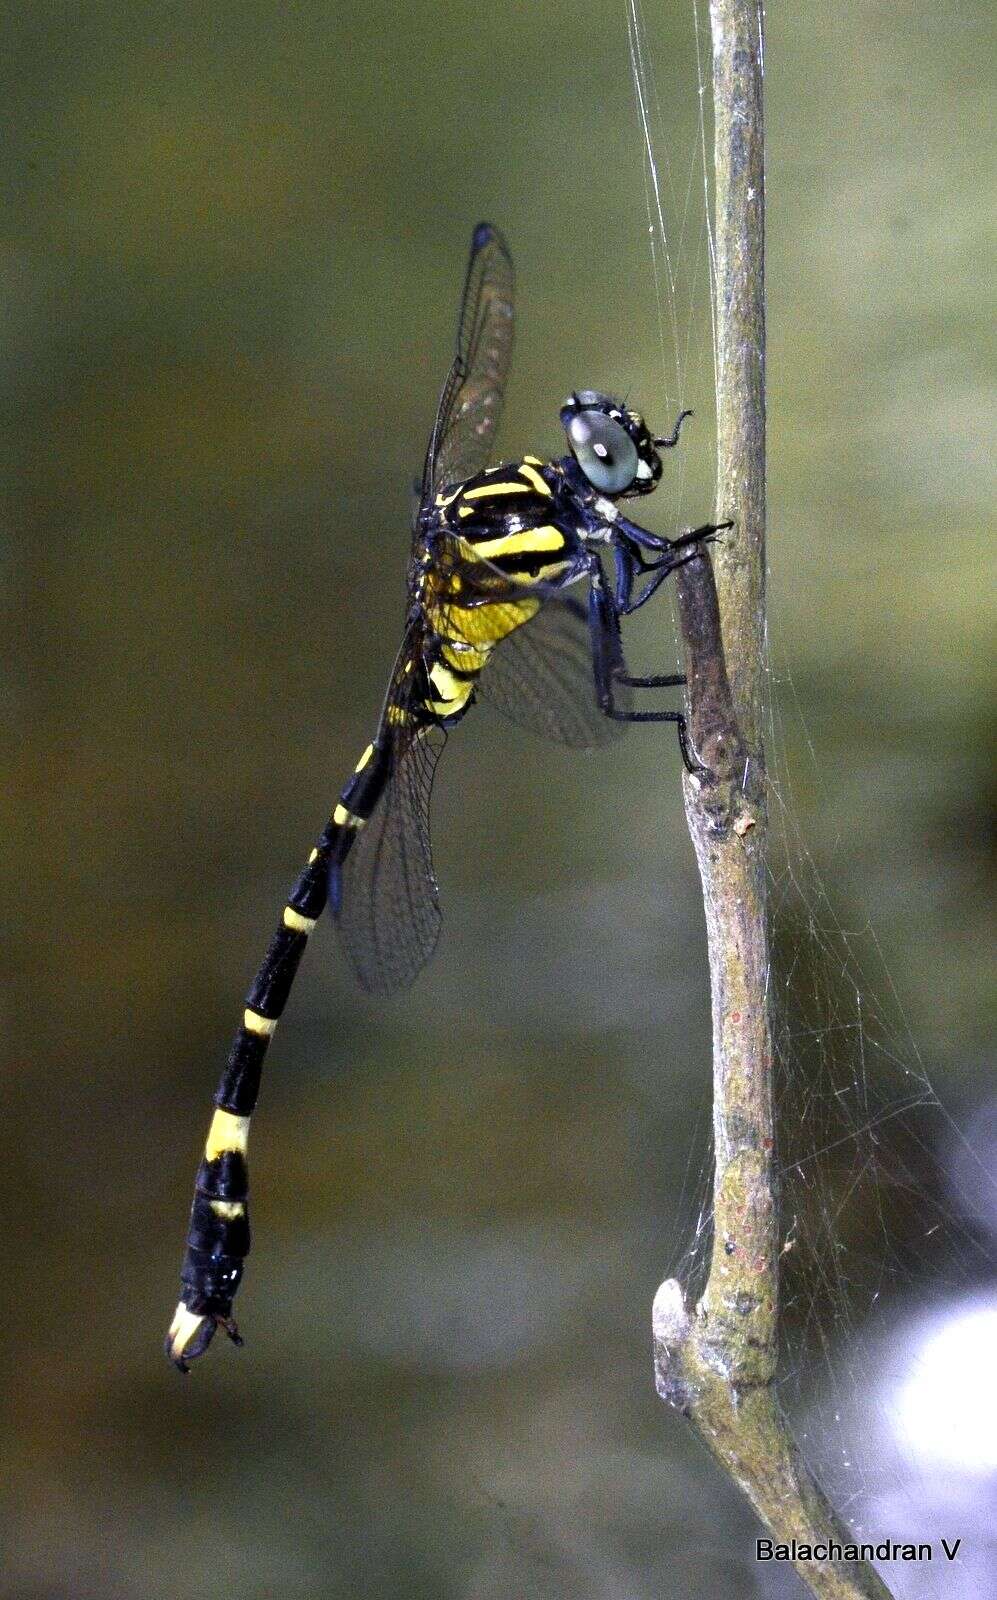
left=471, top=221, right=511, bottom=260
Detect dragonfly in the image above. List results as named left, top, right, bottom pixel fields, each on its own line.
left=166, top=222, right=727, bottom=1370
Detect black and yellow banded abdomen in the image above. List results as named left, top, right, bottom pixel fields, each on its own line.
left=166, top=736, right=394, bottom=1369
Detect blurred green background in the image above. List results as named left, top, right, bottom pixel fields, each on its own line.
left=4, top=2, right=994, bottom=1597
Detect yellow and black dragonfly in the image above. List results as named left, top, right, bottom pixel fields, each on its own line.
left=166, top=222, right=725, bottom=1370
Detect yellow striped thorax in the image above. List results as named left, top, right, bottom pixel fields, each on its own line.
left=421, top=455, right=580, bottom=655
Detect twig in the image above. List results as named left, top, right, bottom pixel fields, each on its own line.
left=652, top=5, right=894, bottom=1597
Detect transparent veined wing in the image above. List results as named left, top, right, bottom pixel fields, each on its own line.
left=423, top=532, right=630, bottom=748
left=331, top=640, right=447, bottom=995
left=475, top=589, right=631, bottom=748
left=421, top=223, right=515, bottom=503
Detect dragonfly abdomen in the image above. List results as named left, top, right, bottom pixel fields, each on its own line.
left=327, top=738, right=393, bottom=907
left=166, top=737, right=394, bottom=1369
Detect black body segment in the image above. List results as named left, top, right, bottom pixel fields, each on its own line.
left=167, top=220, right=727, bottom=1371
left=165, top=734, right=395, bottom=1369
left=286, top=852, right=332, bottom=920
left=215, top=1028, right=269, bottom=1115
left=196, top=1150, right=249, bottom=1201
left=246, top=925, right=308, bottom=1019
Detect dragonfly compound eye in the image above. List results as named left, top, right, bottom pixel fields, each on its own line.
left=563, top=409, right=640, bottom=495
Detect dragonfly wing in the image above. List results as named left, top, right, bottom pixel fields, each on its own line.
left=331, top=631, right=448, bottom=995
left=333, top=717, right=446, bottom=995
left=422, top=223, right=515, bottom=502
left=427, top=534, right=630, bottom=747
left=476, top=591, right=630, bottom=748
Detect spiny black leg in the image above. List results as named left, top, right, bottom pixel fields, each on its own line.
left=588, top=576, right=705, bottom=774
left=669, top=519, right=733, bottom=551
left=611, top=706, right=701, bottom=776
left=613, top=541, right=642, bottom=611
left=614, top=525, right=731, bottom=618
left=675, top=713, right=698, bottom=775
left=620, top=557, right=688, bottom=616
left=617, top=672, right=686, bottom=688
left=611, top=516, right=730, bottom=564
left=605, top=704, right=704, bottom=777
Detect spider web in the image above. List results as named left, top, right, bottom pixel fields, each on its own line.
left=627, top=3, right=997, bottom=1593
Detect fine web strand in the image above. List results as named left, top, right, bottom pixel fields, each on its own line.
left=761, top=656, right=995, bottom=1563
left=626, top=0, right=680, bottom=405
left=626, top=1, right=996, bottom=1582
left=691, top=0, right=719, bottom=398
left=628, top=0, right=718, bottom=406
left=620, top=0, right=727, bottom=1256
left=624, top=0, right=720, bottom=531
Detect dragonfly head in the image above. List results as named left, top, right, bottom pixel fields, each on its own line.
left=560, top=391, right=662, bottom=498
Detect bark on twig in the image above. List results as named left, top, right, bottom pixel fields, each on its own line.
left=652, top=6, right=893, bottom=1597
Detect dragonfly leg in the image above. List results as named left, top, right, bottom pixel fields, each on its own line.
left=611, top=540, right=681, bottom=614
left=618, top=672, right=687, bottom=688
left=588, top=573, right=705, bottom=775
left=669, top=519, right=732, bottom=552
left=611, top=521, right=731, bottom=616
